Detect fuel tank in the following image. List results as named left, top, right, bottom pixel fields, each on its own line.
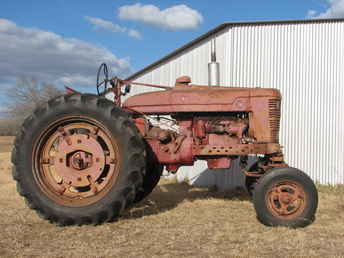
left=122, top=85, right=281, bottom=114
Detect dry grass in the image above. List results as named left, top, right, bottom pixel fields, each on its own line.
left=1, top=136, right=344, bottom=257
left=0, top=136, right=14, bottom=153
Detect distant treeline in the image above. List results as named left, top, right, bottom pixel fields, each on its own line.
left=0, top=76, right=63, bottom=136
left=0, top=118, right=21, bottom=136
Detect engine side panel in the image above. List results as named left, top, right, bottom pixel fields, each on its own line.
left=134, top=110, right=281, bottom=171
left=129, top=85, right=282, bottom=170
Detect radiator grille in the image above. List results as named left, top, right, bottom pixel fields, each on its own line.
left=268, top=99, right=281, bottom=143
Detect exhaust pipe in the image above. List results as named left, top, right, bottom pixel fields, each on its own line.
left=208, top=38, right=220, bottom=86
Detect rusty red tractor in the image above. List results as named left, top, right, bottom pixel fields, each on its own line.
left=12, top=63, right=318, bottom=228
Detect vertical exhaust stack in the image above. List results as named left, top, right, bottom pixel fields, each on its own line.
left=208, top=38, right=220, bottom=86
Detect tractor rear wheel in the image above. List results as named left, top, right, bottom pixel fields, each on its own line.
left=252, top=167, right=318, bottom=228
left=12, top=94, right=145, bottom=225
left=134, top=146, right=163, bottom=203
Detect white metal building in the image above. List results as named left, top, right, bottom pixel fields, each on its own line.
left=126, top=19, right=344, bottom=190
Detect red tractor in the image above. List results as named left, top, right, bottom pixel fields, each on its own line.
left=12, top=63, right=318, bottom=228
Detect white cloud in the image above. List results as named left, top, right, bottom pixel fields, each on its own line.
left=0, top=18, right=132, bottom=88
left=85, top=16, right=142, bottom=39
left=307, top=9, right=318, bottom=18
left=309, top=0, right=344, bottom=18
left=118, top=3, right=203, bottom=31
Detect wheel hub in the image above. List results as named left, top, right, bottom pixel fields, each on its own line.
left=70, top=151, right=93, bottom=170
left=34, top=118, right=120, bottom=207
left=54, top=133, right=106, bottom=187
left=266, top=180, right=306, bottom=219
left=280, top=193, right=292, bottom=204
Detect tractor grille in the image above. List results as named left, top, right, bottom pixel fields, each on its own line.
left=268, top=99, right=281, bottom=143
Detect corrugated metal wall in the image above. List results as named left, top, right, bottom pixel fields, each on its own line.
left=129, top=21, right=344, bottom=189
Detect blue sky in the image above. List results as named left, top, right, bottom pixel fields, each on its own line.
left=0, top=0, right=343, bottom=112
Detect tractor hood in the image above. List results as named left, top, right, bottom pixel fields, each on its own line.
left=122, top=85, right=281, bottom=114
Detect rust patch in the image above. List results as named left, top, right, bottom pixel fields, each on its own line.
left=194, top=144, right=281, bottom=156
left=266, top=180, right=306, bottom=220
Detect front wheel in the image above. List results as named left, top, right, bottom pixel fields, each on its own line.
left=252, top=167, right=318, bottom=228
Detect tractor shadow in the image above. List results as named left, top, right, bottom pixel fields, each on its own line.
left=122, top=180, right=251, bottom=220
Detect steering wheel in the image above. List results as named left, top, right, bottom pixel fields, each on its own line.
left=96, top=63, right=109, bottom=96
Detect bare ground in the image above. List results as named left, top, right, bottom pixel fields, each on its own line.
left=0, top=136, right=344, bottom=257
left=0, top=136, right=14, bottom=153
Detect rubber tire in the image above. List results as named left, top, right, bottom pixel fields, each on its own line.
left=252, top=167, right=318, bottom=228
left=11, top=94, right=146, bottom=226
left=134, top=145, right=163, bottom=203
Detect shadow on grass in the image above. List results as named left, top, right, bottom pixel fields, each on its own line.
left=123, top=181, right=251, bottom=220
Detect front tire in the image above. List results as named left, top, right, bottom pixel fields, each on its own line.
left=12, top=94, right=145, bottom=225
left=252, top=167, right=318, bottom=228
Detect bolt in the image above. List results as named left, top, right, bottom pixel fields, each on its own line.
left=77, top=139, right=82, bottom=144
left=59, top=158, right=63, bottom=163
left=96, top=158, right=100, bottom=163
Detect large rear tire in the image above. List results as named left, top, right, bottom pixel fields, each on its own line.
left=134, top=146, right=163, bottom=203
left=252, top=167, right=318, bottom=228
left=12, top=94, right=145, bottom=225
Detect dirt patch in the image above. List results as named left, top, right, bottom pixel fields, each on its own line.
left=0, top=136, right=14, bottom=153
left=0, top=137, right=344, bottom=257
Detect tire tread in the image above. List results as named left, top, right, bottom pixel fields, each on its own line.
left=11, top=93, right=145, bottom=226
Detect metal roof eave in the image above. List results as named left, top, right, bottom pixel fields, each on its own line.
left=126, top=18, right=344, bottom=80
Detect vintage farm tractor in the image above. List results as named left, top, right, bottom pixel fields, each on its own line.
left=12, top=63, right=318, bottom=228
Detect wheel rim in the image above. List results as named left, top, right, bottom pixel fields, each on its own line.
left=33, top=117, right=120, bottom=207
left=265, top=180, right=306, bottom=220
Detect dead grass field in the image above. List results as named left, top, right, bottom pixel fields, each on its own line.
left=0, top=136, right=344, bottom=257
left=0, top=136, right=14, bottom=153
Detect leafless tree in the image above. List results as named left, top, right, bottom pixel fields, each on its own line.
left=0, top=118, right=20, bottom=136
left=6, top=76, right=63, bottom=119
